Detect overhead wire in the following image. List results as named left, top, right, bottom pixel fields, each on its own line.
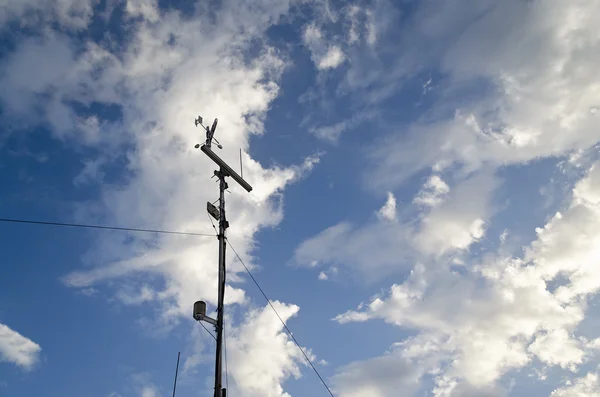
left=0, top=217, right=215, bottom=237
left=1, top=215, right=334, bottom=395
left=226, top=237, right=336, bottom=397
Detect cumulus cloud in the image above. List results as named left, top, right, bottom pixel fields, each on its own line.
left=334, top=161, right=600, bottom=392
left=414, top=171, right=498, bottom=255
left=524, top=164, right=600, bottom=304
left=182, top=300, right=312, bottom=397
left=296, top=1, right=600, bottom=391
left=0, top=323, right=41, bottom=370
left=227, top=302, right=309, bottom=397
left=551, top=372, right=600, bottom=396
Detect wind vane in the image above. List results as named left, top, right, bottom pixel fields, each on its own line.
left=192, top=114, right=252, bottom=397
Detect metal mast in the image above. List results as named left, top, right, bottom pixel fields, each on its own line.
left=192, top=116, right=252, bottom=397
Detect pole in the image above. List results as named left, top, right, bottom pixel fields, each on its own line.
left=172, top=352, right=180, bottom=397
left=194, top=115, right=252, bottom=397
left=214, top=169, right=228, bottom=397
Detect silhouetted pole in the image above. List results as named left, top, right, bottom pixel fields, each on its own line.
left=214, top=169, right=227, bottom=397
left=193, top=116, right=252, bottom=397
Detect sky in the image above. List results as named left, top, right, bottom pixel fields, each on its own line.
left=1, top=0, right=600, bottom=396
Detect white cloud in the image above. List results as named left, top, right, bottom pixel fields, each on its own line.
left=415, top=171, right=498, bottom=255
left=377, top=192, right=397, bottom=222
left=181, top=301, right=310, bottom=396
left=319, top=46, right=345, bottom=70
left=0, top=0, right=95, bottom=29
left=363, top=0, right=600, bottom=190
left=228, top=301, right=309, bottom=397
left=115, top=284, right=156, bottom=305
left=527, top=329, right=584, bottom=371
left=0, top=323, right=41, bottom=370
left=551, top=372, right=600, bottom=397
left=0, top=33, right=75, bottom=116
left=335, top=257, right=579, bottom=388
left=126, top=0, right=160, bottom=22
left=293, top=221, right=415, bottom=283
left=310, top=121, right=348, bottom=143
left=316, top=3, right=600, bottom=391
left=140, top=386, right=160, bottom=397
left=302, top=24, right=345, bottom=70
left=332, top=352, right=422, bottom=397
left=293, top=171, right=497, bottom=281
left=318, top=271, right=328, bottom=280
left=572, top=164, right=600, bottom=206
left=4, top=1, right=600, bottom=396
left=524, top=164, right=600, bottom=303
left=499, top=229, right=508, bottom=244
left=342, top=3, right=382, bottom=47
left=334, top=161, right=600, bottom=392
left=422, top=77, right=433, bottom=95
left=345, top=5, right=361, bottom=44
left=413, top=175, right=449, bottom=207
left=131, top=373, right=162, bottom=397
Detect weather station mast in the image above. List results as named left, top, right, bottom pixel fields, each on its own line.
left=192, top=116, right=252, bottom=397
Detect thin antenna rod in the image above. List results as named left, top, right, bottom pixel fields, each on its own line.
left=172, top=352, right=180, bottom=397
left=239, top=149, right=243, bottom=179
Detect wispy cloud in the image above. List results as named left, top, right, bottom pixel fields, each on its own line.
left=302, top=24, right=345, bottom=70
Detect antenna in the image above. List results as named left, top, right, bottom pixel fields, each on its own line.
left=172, top=352, right=180, bottom=397
left=193, top=114, right=253, bottom=397
left=239, top=149, right=243, bottom=179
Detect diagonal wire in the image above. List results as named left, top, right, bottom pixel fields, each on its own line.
left=226, top=237, right=335, bottom=397
left=198, top=320, right=217, bottom=341
left=0, top=217, right=215, bottom=237
left=206, top=211, right=219, bottom=235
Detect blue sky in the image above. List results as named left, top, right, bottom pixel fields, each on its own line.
left=1, top=0, right=600, bottom=396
